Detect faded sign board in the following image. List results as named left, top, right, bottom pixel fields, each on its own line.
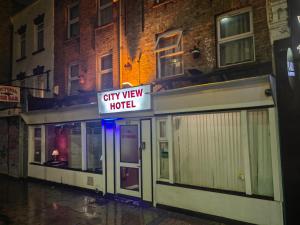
left=0, top=86, right=20, bottom=103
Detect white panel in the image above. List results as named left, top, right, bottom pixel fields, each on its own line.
left=28, top=164, right=45, bottom=180
left=154, top=76, right=273, bottom=114
left=141, top=120, right=152, bottom=202
left=156, top=184, right=283, bottom=225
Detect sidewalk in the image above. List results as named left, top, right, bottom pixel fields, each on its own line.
left=0, top=175, right=227, bottom=225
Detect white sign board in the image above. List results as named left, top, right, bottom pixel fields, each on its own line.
left=97, top=85, right=151, bottom=114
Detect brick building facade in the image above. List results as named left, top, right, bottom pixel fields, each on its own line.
left=23, top=1, right=285, bottom=224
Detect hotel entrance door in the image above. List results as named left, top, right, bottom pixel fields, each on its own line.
left=115, top=120, right=141, bottom=198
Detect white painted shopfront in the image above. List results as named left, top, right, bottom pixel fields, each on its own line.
left=22, top=76, right=283, bottom=225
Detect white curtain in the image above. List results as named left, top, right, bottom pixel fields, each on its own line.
left=247, top=110, right=274, bottom=197
left=173, top=112, right=245, bottom=192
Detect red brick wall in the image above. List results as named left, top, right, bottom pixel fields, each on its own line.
left=120, top=0, right=272, bottom=86
left=54, top=0, right=119, bottom=97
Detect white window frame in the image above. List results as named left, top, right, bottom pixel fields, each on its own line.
left=155, top=30, right=184, bottom=78
left=217, top=7, right=255, bottom=68
left=156, top=116, right=174, bottom=183
left=98, top=0, right=113, bottom=26
left=68, top=63, right=80, bottom=95
left=100, top=53, right=113, bottom=90
left=68, top=2, right=79, bottom=39
left=35, top=22, right=44, bottom=51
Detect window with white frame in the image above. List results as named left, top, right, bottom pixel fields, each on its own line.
left=33, top=127, right=42, bottom=163
left=68, top=2, right=79, bottom=39
left=217, top=8, right=255, bottom=67
left=157, top=118, right=170, bottom=180
left=35, top=22, right=44, bottom=51
left=33, top=76, right=45, bottom=98
left=155, top=30, right=184, bottom=78
left=100, top=54, right=113, bottom=90
left=98, top=0, right=113, bottom=26
left=68, top=64, right=80, bottom=95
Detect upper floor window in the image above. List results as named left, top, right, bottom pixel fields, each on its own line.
left=33, top=14, right=45, bottom=52
left=100, top=54, right=113, bottom=90
left=155, top=30, right=184, bottom=78
left=98, top=0, right=113, bottom=26
left=68, top=2, right=79, bottom=39
left=217, top=8, right=254, bottom=67
left=20, top=33, right=26, bottom=58
left=17, top=25, right=27, bottom=59
left=68, top=64, right=80, bottom=95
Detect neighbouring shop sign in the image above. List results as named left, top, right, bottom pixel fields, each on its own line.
left=0, top=86, right=20, bottom=103
left=97, top=85, right=151, bottom=114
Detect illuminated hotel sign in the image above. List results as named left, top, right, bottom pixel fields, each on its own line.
left=0, top=85, right=20, bottom=103
left=97, top=85, right=151, bottom=114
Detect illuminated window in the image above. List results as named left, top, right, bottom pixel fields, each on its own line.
left=68, top=2, right=79, bottom=39
left=100, top=54, right=113, bottom=90
left=98, top=0, right=113, bottom=26
left=68, top=64, right=80, bottom=95
left=217, top=8, right=254, bottom=67
left=155, top=30, right=184, bottom=78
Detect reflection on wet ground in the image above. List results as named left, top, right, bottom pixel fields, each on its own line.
left=0, top=175, right=225, bottom=225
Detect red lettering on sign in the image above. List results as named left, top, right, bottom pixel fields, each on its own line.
left=136, top=89, right=143, bottom=97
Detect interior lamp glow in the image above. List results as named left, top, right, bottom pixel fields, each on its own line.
left=298, top=16, right=300, bottom=23
left=52, top=149, right=59, bottom=161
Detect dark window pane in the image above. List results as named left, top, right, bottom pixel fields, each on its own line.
left=100, top=5, right=113, bottom=26
left=69, top=4, right=79, bottom=20
left=120, top=125, right=139, bottom=163
left=70, top=79, right=80, bottom=95
left=101, top=72, right=113, bottom=90
left=100, top=0, right=112, bottom=7
left=34, top=128, right=42, bottom=163
left=120, top=167, right=139, bottom=191
left=70, top=64, right=79, bottom=77
left=70, top=22, right=79, bottom=38
left=37, top=30, right=44, bottom=50
left=101, top=54, right=112, bottom=70
left=220, top=12, right=250, bottom=38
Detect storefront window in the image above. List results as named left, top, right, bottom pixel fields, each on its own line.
left=45, top=122, right=82, bottom=170
left=86, top=121, right=102, bottom=173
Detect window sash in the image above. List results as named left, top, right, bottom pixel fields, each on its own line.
left=155, top=30, right=182, bottom=53
left=68, top=64, right=80, bottom=95
left=68, top=2, right=79, bottom=38
left=98, top=0, right=113, bottom=26
left=217, top=8, right=254, bottom=67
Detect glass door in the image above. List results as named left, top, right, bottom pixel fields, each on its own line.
left=116, top=121, right=141, bottom=198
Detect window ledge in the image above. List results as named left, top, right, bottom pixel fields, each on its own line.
left=64, top=36, right=80, bottom=44
left=32, top=48, right=45, bottom=55
left=152, top=0, right=175, bottom=9
left=95, top=22, right=114, bottom=31
left=16, top=56, right=26, bottom=62
left=154, top=73, right=186, bottom=83
left=29, top=162, right=103, bottom=175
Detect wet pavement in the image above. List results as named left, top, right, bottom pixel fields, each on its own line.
left=0, top=175, right=226, bottom=225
